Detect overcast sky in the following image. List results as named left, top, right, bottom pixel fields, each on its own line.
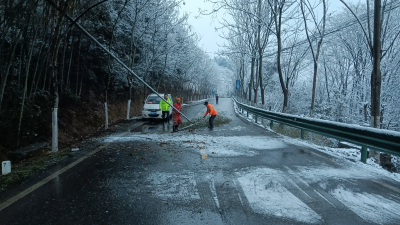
left=180, top=1, right=351, bottom=58
left=180, top=1, right=224, bottom=57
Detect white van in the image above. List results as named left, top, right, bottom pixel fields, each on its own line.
left=142, top=93, right=173, bottom=119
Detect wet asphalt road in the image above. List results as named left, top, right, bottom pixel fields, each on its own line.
left=1, top=98, right=400, bottom=224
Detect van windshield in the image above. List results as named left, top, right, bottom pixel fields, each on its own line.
left=146, top=96, right=161, bottom=104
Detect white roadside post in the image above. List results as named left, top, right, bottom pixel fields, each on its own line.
left=104, top=102, right=109, bottom=129
left=126, top=100, right=131, bottom=119
left=52, top=108, right=58, bottom=152
left=2, top=161, right=11, bottom=175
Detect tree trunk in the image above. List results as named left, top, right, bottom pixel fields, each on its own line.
left=310, top=62, right=318, bottom=117
left=104, top=0, right=128, bottom=129
left=253, top=59, right=259, bottom=105
left=0, top=31, right=22, bottom=110
left=323, top=59, right=330, bottom=103
left=127, top=89, right=131, bottom=120
left=60, top=32, right=70, bottom=93
left=33, top=55, right=48, bottom=97
left=259, top=50, right=265, bottom=106
left=75, top=32, right=82, bottom=98
left=277, top=25, right=288, bottom=112
left=42, top=58, right=48, bottom=91
left=371, top=0, right=382, bottom=129
left=29, top=42, right=44, bottom=100
left=104, top=102, right=109, bottom=129
left=17, top=27, right=38, bottom=148
left=249, top=57, right=255, bottom=102
left=370, top=0, right=382, bottom=163
left=49, top=2, right=71, bottom=152
left=66, top=33, right=75, bottom=91
left=17, top=45, right=24, bottom=91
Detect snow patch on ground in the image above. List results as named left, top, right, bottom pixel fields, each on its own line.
left=103, top=133, right=286, bottom=157
left=236, top=167, right=322, bottom=224
left=228, top=125, right=247, bottom=131
left=292, top=164, right=379, bottom=183
left=330, top=186, right=400, bottom=224
left=147, top=171, right=200, bottom=201
left=283, top=138, right=400, bottom=182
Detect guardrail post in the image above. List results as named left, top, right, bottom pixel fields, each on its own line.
left=301, top=129, right=305, bottom=139
left=246, top=111, right=249, bottom=118
left=255, top=115, right=258, bottom=123
left=361, top=147, right=368, bottom=163
left=270, top=120, right=273, bottom=128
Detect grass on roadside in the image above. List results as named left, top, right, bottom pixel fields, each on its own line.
left=0, top=149, right=73, bottom=192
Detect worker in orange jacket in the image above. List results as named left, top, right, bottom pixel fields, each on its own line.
left=172, top=98, right=182, bottom=132
left=203, top=101, right=217, bottom=129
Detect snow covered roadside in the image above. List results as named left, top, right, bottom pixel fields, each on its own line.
left=232, top=101, right=400, bottom=182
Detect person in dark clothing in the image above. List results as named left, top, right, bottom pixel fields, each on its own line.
left=203, top=101, right=218, bottom=129
left=215, top=94, right=219, bottom=104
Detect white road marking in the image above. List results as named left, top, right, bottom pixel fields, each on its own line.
left=284, top=175, right=312, bottom=199
left=313, top=189, right=336, bottom=208
left=389, top=194, right=400, bottom=202
left=372, top=180, right=400, bottom=194
left=283, top=165, right=310, bottom=187
left=237, top=193, right=244, bottom=206
left=331, top=186, right=400, bottom=224
left=236, top=167, right=322, bottom=224
left=209, top=180, right=220, bottom=209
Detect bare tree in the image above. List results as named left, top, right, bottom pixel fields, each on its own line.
left=268, top=0, right=296, bottom=112
left=300, top=0, right=327, bottom=117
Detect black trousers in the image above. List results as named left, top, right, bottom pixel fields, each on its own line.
left=209, top=115, right=216, bottom=128
left=162, top=111, right=170, bottom=122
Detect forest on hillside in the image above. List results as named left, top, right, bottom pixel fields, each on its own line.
left=211, top=0, right=400, bottom=134
left=0, top=0, right=227, bottom=154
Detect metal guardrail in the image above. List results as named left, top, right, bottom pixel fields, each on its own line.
left=233, top=97, right=400, bottom=163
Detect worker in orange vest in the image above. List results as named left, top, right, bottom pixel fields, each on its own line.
left=203, top=101, right=217, bottom=129
left=172, top=98, right=182, bottom=132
